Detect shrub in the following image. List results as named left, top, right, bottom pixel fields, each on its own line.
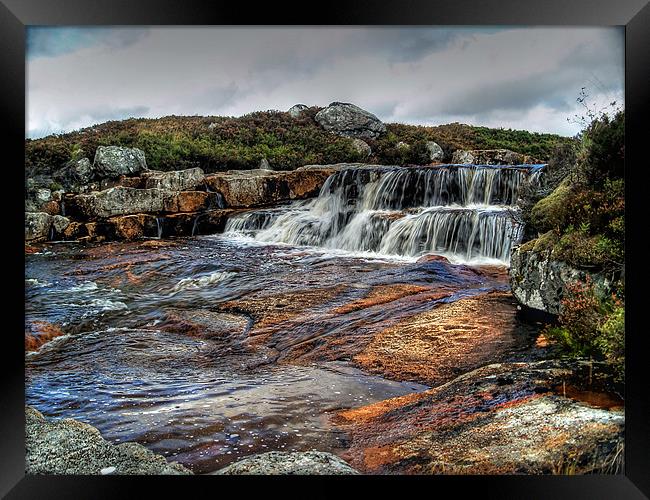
left=545, top=277, right=624, bottom=380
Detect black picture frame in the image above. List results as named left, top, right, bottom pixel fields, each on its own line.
left=3, top=1, right=649, bottom=498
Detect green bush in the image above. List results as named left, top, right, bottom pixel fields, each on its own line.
left=545, top=277, right=624, bottom=380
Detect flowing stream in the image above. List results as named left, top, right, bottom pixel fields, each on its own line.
left=25, top=164, right=543, bottom=473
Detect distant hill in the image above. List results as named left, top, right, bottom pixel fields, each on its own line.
left=25, top=106, right=573, bottom=175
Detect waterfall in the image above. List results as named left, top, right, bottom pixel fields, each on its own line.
left=60, top=200, right=66, bottom=217
left=156, top=217, right=163, bottom=239
left=224, top=164, right=544, bottom=264
left=191, top=214, right=202, bottom=237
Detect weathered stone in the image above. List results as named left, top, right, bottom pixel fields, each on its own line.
left=163, top=191, right=212, bottom=213
left=99, top=176, right=144, bottom=191
left=41, top=200, right=60, bottom=215
left=204, top=167, right=334, bottom=208
left=53, top=157, right=95, bottom=188
left=259, top=158, right=273, bottom=170
left=34, top=188, right=52, bottom=205
left=214, top=451, right=359, bottom=475
left=452, top=149, right=540, bottom=165
left=25, top=321, right=65, bottom=352
left=93, top=146, right=148, bottom=179
left=25, top=212, right=52, bottom=241
left=426, top=141, right=444, bottom=162
left=70, top=187, right=166, bottom=218
left=452, top=150, right=476, bottom=164
left=141, top=168, right=204, bottom=191
left=315, top=102, right=386, bottom=139
left=351, top=138, right=372, bottom=157
left=26, top=406, right=192, bottom=475
left=108, top=214, right=159, bottom=240
left=287, top=104, right=309, bottom=118
left=51, top=215, right=70, bottom=234
left=62, top=222, right=88, bottom=240
left=510, top=245, right=611, bottom=315
left=335, top=360, right=624, bottom=474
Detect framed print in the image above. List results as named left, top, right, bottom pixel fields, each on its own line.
left=3, top=0, right=649, bottom=498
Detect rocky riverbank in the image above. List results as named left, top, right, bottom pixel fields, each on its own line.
left=26, top=406, right=192, bottom=475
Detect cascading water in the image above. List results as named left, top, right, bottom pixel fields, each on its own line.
left=224, top=164, right=544, bottom=264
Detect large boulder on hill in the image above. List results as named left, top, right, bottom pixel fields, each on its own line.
left=141, top=168, right=204, bottom=191
left=351, top=138, right=372, bottom=157
left=215, top=451, right=359, bottom=475
left=315, top=102, right=386, bottom=140
left=426, top=141, right=445, bottom=162
left=287, top=104, right=309, bottom=118
left=25, top=212, right=52, bottom=241
left=452, top=149, right=540, bottom=165
left=93, top=146, right=148, bottom=179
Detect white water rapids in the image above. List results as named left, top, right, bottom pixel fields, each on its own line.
left=224, top=165, right=544, bottom=264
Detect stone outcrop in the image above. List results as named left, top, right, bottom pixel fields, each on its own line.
left=335, top=360, right=624, bottom=475
left=93, top=146, right=148, bottom=178
left=204, top=167, right=335, bottom=208
left=315, top=102, right=386, bottom=140
left=214, top=451, right=359, bottom=475
left=287, top=104, right=309, bottom=118
left=26, top=406, right=192, bottom=475
left=510, top=244, right=611, bottom=315
left=452, top=149, right=540, bottom=165
left=108, top=214, right=160, bottom=240
left=25, top=212, right=52, bottom=241
left=426, top=141, right=444, bottom=162
left=351, top=138, right=372, bottom=157
left=53, top=157, right=95, bottom=189
left=67, top=187, right=217, bottom=219
left=259, top=158, right=273, bottom=170
left=141, top=168, right=204, bottom=191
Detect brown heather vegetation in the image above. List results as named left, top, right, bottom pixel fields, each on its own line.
left=25, top=107, right=570, bottom=176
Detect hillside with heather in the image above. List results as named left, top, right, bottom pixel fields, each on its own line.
left=26, top=105, right=570, bottom=177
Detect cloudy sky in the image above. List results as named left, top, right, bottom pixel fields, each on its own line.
left=26, top=26, right=624, bottom=139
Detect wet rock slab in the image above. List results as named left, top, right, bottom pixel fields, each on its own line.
left=26, top=406, right=192, bottom=475
left=203, top=167, right=335, bottom=207
left=334, top=360, right=624, bottom=474
left=214, top=451, right=359, bottom=475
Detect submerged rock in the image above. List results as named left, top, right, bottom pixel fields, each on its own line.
left=93, top=146, right=148, bottom=179
left=26, top=406, right=192, bottom=475
left=315, top=102, right=386, bottom=140
left=214, top=451, right=359, bottom=475
left=335, top=360, right=624, bottom=474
